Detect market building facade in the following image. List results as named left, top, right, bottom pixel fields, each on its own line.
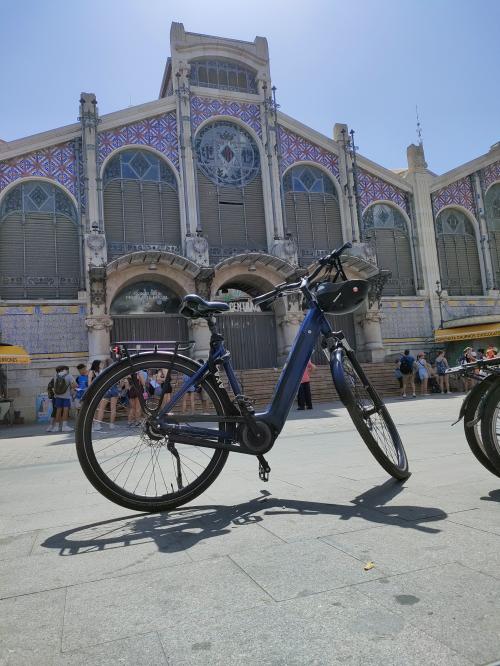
left=1, top=22, right=500, bottom=419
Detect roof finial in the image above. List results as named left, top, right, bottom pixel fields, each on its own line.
left=416, top=104, right=423, bottom=146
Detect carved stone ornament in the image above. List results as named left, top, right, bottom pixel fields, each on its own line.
left=88, top=265, right=107, bottom=306
left=367, top=270, right=391, bottom=308
left=85, top=316, right=113, bottom=331
left=194, top=268, right=214, bottom=300
left=271, top=238, right=298, bottom=264
left=86, top=234, right=106, bottom=251
left=186, top=235, right=209, bottom=266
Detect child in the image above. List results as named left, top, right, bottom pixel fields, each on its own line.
left=48, top=365, right=77, bottom=432
left=74, top=363, right=89, bottom=417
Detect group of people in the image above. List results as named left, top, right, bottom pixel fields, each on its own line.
left=395, top=343, right=499, bottom=398
left=45, top=357, right=208, bottom=433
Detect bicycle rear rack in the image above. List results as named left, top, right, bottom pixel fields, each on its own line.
left=110, top=340, right=195, bottom=359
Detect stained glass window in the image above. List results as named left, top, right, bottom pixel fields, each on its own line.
left=363, top=203, right=407, bottom=233
left=103, top=150, right=177, bottom=188
left=283, top=165, right=336, bottom=196
left=195, top=121, right=260, bottom=187
left=190, top=59, right=257, bottom=94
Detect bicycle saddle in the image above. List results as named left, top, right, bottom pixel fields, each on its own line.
left=179, top=294, right=230, bottom=319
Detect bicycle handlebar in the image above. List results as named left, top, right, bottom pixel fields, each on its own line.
left=252, top=242, right=353, bottom=306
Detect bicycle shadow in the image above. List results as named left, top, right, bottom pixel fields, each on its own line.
left=41, top=479, right=447, bottom=557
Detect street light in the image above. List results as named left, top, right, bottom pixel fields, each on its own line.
left=435, top=280, right=444, bottom=329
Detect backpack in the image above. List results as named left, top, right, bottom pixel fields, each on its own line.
left=400, top=357, right=413, bottom=375
left=54, top=374, right=68, bottom=396
left=47, top=379, right=55, bottom=400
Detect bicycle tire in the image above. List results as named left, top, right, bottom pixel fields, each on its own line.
left=332, top=347, right=410, bottom=480
left=480, top=381, right=500, bottom=473
left=462, top=378, right=500, bottom=477
left=75, top=352, right=235, bottom=512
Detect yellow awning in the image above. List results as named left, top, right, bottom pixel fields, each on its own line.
left=434, top=322, right=500, bottom=343
left=0, top=345, right=31, bottom=364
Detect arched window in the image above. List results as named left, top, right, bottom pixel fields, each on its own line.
left=103, top=150, right=181, bottom=259
left=195, top=121, right=267, bottom=262
left=435, top=208, right=482, bottom=295
left=361, top=203, right=415, bottom=296
left=485, top=183, right=500, bottom=287
left=0, top=181, right=81, bottom=299
left=283, top=165, right=342, bottom=266
left=189, top=59, right=257, bottom=94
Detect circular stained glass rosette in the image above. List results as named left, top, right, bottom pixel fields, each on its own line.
left=195, top=121, right=260, bottom=187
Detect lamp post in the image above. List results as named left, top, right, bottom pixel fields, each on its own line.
left=435, top=280, right=444, bottom=329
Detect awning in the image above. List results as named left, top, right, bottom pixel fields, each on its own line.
left=434, top=322, right=500, bottom=343
left=0, top=344, right=31, bottom=364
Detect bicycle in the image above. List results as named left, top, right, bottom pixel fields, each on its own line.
left=75, top=242, right=409, bottom=512
left=448, top=358, right=500, bottom=476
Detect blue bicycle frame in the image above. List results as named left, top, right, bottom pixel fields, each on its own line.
left=156, top=301, right=338, bottom=441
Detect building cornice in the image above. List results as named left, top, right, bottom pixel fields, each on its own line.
left=430, top=144, right=500, bottom=192
left=0, top=124, right=81, bottom=160
left=97, top=97, right=176, bottom=132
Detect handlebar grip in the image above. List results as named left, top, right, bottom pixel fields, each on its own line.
left=333, top=242, right=352, bottom=257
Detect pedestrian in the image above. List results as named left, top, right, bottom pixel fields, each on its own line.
left=486, top=344, right=498, bottom=360
left=45, top=374, right=57, bottom=432
left=435, top=349, right=449, bottom=394
left=48, top=365, right=77, bottom=432
left=74, top=363, right=89, bottom=417
left=182, top=373, right=197, bottom=413
left=88, top=359, right=101, bottom=384
left=477, top=348, right=485, bottom=361
left=416, top=352, right=429, bottom=395
left=393, top=359, right=403, bottom=390
left=297, top=358, right=316, bottom=410
left=94, top=358, right=119, bottom=431
left=399, top=349, right=416, bottom=398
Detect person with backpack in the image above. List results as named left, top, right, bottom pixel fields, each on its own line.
left=45, top=374, right=57, bottom=432
left=47, top=365, right=77, bottom=432
left=399, top=349, right=416, bottom=398
left=435, top=350, right=449, bottom=394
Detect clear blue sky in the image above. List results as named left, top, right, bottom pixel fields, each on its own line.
left=0, top=0, right=498, bottom=174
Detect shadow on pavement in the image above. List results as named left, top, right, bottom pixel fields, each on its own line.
left=41, top=480, right=447, bottom=557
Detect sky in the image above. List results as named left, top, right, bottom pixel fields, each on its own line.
left=0, top=0, right=498, bottom=175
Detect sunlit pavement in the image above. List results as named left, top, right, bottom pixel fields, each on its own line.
left=1, top=394, right=499, bottom=665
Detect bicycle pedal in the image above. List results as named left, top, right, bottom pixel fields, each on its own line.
left=258, top=454, right=271, bottom=482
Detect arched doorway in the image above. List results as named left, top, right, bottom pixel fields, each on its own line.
left=110, top=279, right=188, bottom=344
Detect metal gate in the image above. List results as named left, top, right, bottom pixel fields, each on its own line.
left=111, top=315, right=189, bottom=344
left=218, top=312, right=278, bottom=369
left=312, top=313, right=357, bottom=365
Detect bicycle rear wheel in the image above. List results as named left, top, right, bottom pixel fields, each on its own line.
left=75, top=353, right=235, bottom=512
left=480, top=382, right=500, bottom=473
left=332, top=347, right=410, bottom=480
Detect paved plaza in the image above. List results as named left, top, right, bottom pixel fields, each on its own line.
left=1, top=394, right=500, bottom=665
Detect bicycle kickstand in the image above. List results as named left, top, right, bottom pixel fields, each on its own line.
left=257, top=454, right=271, bottom=482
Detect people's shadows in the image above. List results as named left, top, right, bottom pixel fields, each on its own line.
left=41, top=479, right=447, bottom=557
left=481, top=488, right=500, bottom=502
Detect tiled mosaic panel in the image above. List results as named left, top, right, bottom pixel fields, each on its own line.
left=431, top=176, right=475, bottom=216
left=358, top=168, right=409, bottom=214
left=481, top=160, right=500, bottom=193
left=97, top=112, right=179, bottom=169
left=381, top=300, right=433, bottom=339
left=0, top=305, right=88, bottom=354
left=278, top=126, right=340, bottom=182
left=190, top=96, right=262, bottom=136
left=0, top=141, right=82, bottom=205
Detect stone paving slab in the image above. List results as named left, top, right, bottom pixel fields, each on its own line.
left=1, top=395, right=500, bottom=664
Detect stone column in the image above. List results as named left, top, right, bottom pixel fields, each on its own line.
left=275, top=295, right=304, bottom=364
left=174, top=63, right=209, bottom=266
left=405, top=143, right=441, bottom=328
left=355, top=307, right=385, bottom=362
left=188, top=319, right=211, bottom=360
left=79, top=93, right=112, bottom=359
left=472, top=172, right=497, bottom=293
left=334, top=123, right=360, bottom=243
left=85, top=316, right=113, bottom=361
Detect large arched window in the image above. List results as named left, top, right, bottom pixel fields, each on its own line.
left=283, top=165, right=342, bottom=266
left=485, top=183, right=500, bottom=287
left=361, top=203, right=415, bottom=296
left=195, top=121, right=267, bottom=262
left=189, top=59, right=257, bottom=94
left=435, top=208, right=482, bottom=295
left=103, top=149, right=181, bottom=259
left=0, top=181, right=81, bottom=299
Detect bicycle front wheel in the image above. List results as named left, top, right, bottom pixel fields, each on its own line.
left=75, top=353, right=234, bottom=512
left=332, top=347, right=410, bottom=480
left=480, top=382, right=500, bottom=473
left=463, top=378, right=500, bottom=477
